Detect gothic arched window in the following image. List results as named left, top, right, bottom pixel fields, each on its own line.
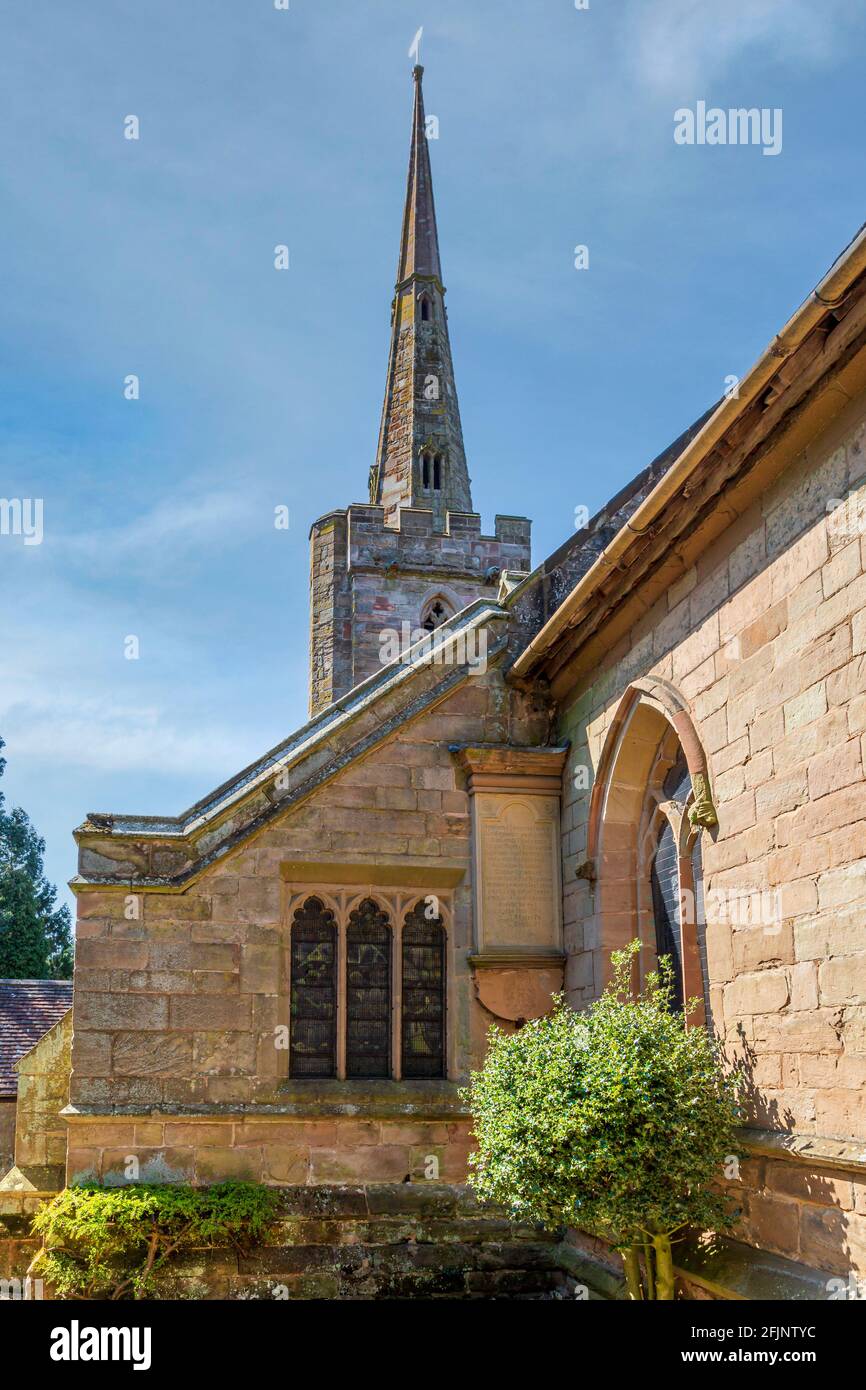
left=420, top=296, right=432, bottom=322
left=421, top=596, right=453, bottom=632
left=433, top=454, right=443, bottom=490
left=647, top=745, right=712, bottom=1022
left=421, top=453, right=432, bottom=489
left=588, top=683, right=717, bottom=1030
left=402, top=901, right=445, bottom=1078
left=346, top=899, right=392, bottom=1078
left=650, top=816, right=685, bottom=1014
left=290, top=897, right=337, bottom=1077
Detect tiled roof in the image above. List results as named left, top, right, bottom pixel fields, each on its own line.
left=0, top=979, right=73, bottom=1099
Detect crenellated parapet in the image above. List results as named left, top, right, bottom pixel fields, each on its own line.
left=344, top=504, right=530, bottom=576
left=309, top=504, right=531, bottom=715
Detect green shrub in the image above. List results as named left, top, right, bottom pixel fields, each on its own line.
left=30, top=1181, right=279, bottom=1300
left=465, top=941, right=741, bottom=1299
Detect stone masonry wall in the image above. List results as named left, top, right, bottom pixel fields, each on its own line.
left=0, top=1102, right=14, bottom=1177
left=63, top=1114, right=474, bottom=1190
left=69, top=661, right=549, bottom=1189
left=308, top=511, right=353, bottom=715
left=14, top=1011, right=72, bottom=1170
left=557, top=388, right=866, bottom=1276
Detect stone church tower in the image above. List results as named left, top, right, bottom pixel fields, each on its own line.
left=309, top=67, right=532, bottom=715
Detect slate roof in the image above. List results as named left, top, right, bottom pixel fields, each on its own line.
left=0, top=979, right=73, bottom=1099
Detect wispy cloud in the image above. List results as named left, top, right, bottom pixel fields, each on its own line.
left=0, top=692, right=244, bottom=780
left=629, top=0, right=853, bottom=93
left=58, top=486, right=265, bottom=573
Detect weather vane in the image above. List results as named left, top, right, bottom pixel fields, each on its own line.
left=409, top=26, right=423, bottom=68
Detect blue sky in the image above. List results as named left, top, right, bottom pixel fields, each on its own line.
left=1, top=0, right=863, bottom=914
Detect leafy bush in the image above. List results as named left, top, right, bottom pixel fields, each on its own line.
left=466, top=941, right=740, bottom=1299
left=30, top=1182, right=279, bottom=1300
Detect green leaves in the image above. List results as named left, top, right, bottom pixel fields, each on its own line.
left=30, top=1182, right=279, bottom=1299
left=465, top=941, right=741, bottom=1249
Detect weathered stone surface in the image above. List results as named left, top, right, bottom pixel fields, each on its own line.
left=112, top=1032, right=193, bottom=1078
left=555, top=392, right=866, bottom=1276
left=472, top=967, right=563, bottom=1022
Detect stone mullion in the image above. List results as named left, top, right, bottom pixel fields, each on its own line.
left=678, top=831, right=707, bottom=1029
left=278, top=880, right=292, bottom=1084
left=392, top=898, right=403, bottom=1081
left=336, top=896, right=348, bottom=1080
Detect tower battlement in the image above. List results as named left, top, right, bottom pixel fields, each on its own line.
left=309, top=505, right=531, bottom=713
left=341, top=503, right=530, bottom=561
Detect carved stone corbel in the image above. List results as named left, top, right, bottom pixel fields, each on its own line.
left=688, top=771, right=718, bottom=828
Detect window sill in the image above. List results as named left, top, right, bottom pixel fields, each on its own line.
left=273, top=1078, right=468, bottom=1118
left=63, top=1081, right=470, bottom=1123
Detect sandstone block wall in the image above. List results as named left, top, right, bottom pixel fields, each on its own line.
left=557, top=388, right=866, bottom=1274
left=69, top=661, right=548, bottom=1187
left=308, top=511, right=353, bottom=715
left=727, top=1145, right=866, bottom=1279
left=14, top=1011, right=72, bottom=1170
left=64, top=1114, right=473, bottom=1189
left=0, top=1102, right=14, bottom=1177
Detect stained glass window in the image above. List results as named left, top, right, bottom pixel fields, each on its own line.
left=290, top=897, right=337, bottom=1078
left=651, top=818, right=685, bottom=1014
left=402, top=901, right=445, bottom=1078
left=346, top=898, right=392, bottom=1078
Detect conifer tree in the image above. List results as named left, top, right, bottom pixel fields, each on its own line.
left=0, top=737, right=73, bottom=978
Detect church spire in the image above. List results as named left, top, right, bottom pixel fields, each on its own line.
left=398, top=64, right=442, bottom=284
left=369, top=65, right=472, bottom=528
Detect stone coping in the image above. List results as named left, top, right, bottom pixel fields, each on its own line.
left=562, top=1230, right=842, bottom=1303
left=739, top=1127, right=866, bottom=1174
left=675, top=1233, right=837, bottom=1302
left=75, top=599, right=508, bottom=846
left=0, top=1163, right=64, bottom=1193
left=71, top=602, right=512, bottom=892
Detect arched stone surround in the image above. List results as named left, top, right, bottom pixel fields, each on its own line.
left=584, top=678, right=716, bottom=1008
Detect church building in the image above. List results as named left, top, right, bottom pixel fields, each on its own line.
left=6, top=68, right=865, bottom=1299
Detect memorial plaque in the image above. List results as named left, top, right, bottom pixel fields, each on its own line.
left=475, top=795, right=562, bottom=951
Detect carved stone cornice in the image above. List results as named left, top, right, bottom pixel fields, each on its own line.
left=451, top=743, right=569, bottom=795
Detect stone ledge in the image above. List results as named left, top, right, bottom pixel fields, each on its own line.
left=63, top=1082, right=471, bottom=1123
left=557, top=1241, right=627, bottom=1301
left=0, top=1163, right=64, bottom=1194
left=676, top=1233, right=838, bottom=1302
left=562, top=1229, right=840, bottom=1302
left=451, top=742, right=570, bottom=791
left=739, top=1127, right=866, bottom=1174
left=468, top=950, right=567, bottom=969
